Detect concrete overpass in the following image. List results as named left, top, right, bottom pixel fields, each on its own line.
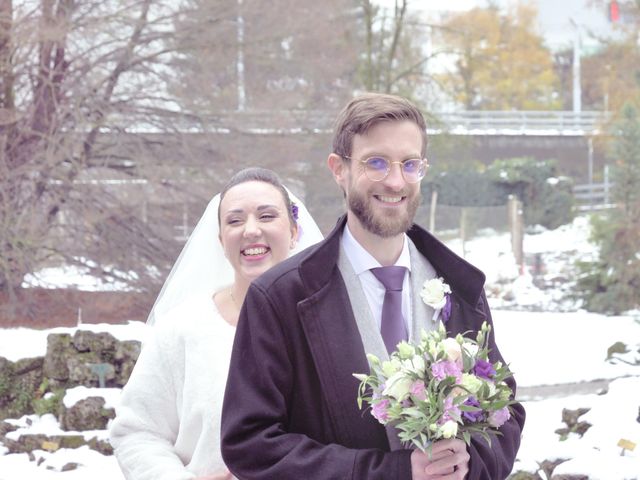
left=131, top=109, right=612, bottom=182
left=172, top=109, right=610, bottom=137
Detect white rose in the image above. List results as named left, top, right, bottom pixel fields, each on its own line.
left=442, top=337, right=462, bottom=364
left=400, top=355, right=426, bottom=376
left=420, top=278, right=451, bottom=309
left=382, top=358, right=402, bottom=378
left=462, top=342, right=479, bottom=358
left=460, top=373, right=483, bottom=394
left=438, top=420, right=458, bottom=439
left=382, top=372, right=413, bottom=400
left=486, top=380, right=497, bottom=397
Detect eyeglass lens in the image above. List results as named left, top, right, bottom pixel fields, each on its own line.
left=364, top=157, right=425, bottom=182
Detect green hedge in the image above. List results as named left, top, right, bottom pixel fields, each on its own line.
left=423, top=157, right=574, bottom=229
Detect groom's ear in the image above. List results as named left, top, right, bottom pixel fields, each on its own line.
left=327, top=153, right=346, bottom=188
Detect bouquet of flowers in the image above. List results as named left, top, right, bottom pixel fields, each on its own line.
left=353, top=320, right=515, bottom=451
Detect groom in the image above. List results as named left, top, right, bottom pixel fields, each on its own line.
left=221, top=93, right=525, bottom=479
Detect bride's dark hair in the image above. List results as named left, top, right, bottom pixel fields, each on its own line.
left=217, top=167, right=295, bottom=226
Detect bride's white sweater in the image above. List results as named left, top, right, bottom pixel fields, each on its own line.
left=110, top=294, right=235, bottom=480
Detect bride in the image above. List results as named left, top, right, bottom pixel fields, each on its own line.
left=109, top=167, right=323, bottom=480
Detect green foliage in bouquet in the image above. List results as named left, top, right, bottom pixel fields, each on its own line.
left=354, top=322, right=515, bottom=452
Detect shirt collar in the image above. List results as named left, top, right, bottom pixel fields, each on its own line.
left=341, top=223, right=411, bottom=275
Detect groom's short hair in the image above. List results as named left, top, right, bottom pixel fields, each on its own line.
left=332, top=93, right=427, bottom=160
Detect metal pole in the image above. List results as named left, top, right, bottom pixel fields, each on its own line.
left=588, top=137, right=594, bottom=207
left=571, top=19, right=582, bottom=114
left=237, top=0, right=246, bottom=112
left=604, top=164, right=610, bottom=205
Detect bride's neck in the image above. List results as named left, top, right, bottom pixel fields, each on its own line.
left=213, top=284, right=245, bottom=328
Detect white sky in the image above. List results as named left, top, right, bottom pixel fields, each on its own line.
left=377, top=0, right=616, bottom=51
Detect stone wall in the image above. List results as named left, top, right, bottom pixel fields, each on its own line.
left=0, top=330, right=140, bottom=464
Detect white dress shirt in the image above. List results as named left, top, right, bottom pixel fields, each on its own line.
left=340, top=224, right=413, bottom=339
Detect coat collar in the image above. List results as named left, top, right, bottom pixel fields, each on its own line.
left=298, top=215, right=486, bottom=307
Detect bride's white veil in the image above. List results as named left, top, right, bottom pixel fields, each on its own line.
left=147, top=188, right=323, bottom=325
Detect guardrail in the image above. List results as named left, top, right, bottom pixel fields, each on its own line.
left=573, top=182, right=615, bottom=211
left=434, top=110, right=610, bottom=135
left=125, top=110, right=612, bottom=136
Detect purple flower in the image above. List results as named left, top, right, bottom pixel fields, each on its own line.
left=488, top=406, right=511, bottom=428
left=291, top=202, right=299, bottom=221
left=371, top=399, right=390, bottom=423
left=472, top=359, right=496, bottom=379
left=431, top=360, right=462, bottom=383
left=462, top=396, right=484, bottom=423
left=439, top=395, right=461, bottom=424
left=410, top=380, right=427, bottom=401
left=442, top=295, right=452, bottom=323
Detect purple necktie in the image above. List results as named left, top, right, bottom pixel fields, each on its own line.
left=370, top=266, right=407, bottom=354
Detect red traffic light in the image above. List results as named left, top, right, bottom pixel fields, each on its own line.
left=609, top=0, right=620, bottom=22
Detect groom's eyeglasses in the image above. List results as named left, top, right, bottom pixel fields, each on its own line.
left=343, top=156, right=429, bottom=183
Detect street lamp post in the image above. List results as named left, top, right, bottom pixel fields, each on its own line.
left=570, top=18, right=582, bottom=114
left=237, top=0, right=246, bottom=112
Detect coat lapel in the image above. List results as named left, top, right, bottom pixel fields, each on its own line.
left=407, top=238, right=438, bottom=341
left=297, top=270, right=386, bottom=448
left=296, top=217, right=387, bottom=448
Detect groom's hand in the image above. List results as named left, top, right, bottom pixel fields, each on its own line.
left=195, top=469, right=233, bottom=480
left=410, top=438, right=470, bottom=479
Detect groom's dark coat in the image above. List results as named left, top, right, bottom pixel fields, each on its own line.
left=221, top=216, right=525, bottom=480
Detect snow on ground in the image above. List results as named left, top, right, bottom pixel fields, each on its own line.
left=493, top=310, right=639, bottom=387
left=1, top=214, right=639, bottom=479
left=22, top=265, right=133, bottom=292
left=450, top=215, right=599, bottom=311
left=0, top=322, right=148, bottom=363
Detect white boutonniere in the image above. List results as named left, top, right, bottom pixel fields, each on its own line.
left=420, top=277, right=452, bottom=323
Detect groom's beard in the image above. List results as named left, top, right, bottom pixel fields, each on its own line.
left=347, top=187, right=420, bottom=238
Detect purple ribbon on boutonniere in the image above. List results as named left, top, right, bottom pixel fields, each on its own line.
left=442, top=293, right=452, bottom=323
left=419, top=277, right=452, bottom=323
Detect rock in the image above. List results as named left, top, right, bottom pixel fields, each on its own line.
left=5, top=433, right=89, bottom=454
left=61, top=462, right=79, bottom=471
left=508, top=471, right=543, bottom=479
left=114, top=340, right=141, bottom=362
left=606, top=341, right=627, bottom=359
left=551, top=475, right=589, bottom=480
left=4, top=432, right=111, bottom=455
left=559, top=407, right=592, bottom=437
left=0, top=356, right=14, bottom=405
left=43, top=334, right=73, bottom=381
left=73, top=330, right=117, bottom=355
left=114, top=340, right=141, bottom=386
left=87, top=436, right=114, bottom=455
left=0, top=420, right=18, bottom=436
left=66, top=354, right=112, bottom=387
left=540, top=459, right=568, bottom=479
left=561, top=407, right=590, bottom=426
left=60, top=396, right=115, bottom=431
left=0, top=355, right=43, bottom=420
left=13, top=357, right=44, bottom=376
left=573, top=421, right=592, bottom=436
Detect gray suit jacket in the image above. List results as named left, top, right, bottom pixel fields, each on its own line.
left=337, top=237, right=438, bottom=448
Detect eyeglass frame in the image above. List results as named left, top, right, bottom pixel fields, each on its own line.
left=341, top=155, right=429, bottom=183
